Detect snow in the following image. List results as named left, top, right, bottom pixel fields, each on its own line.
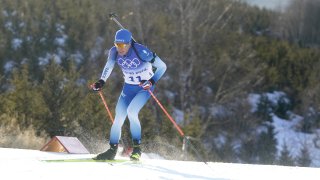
left=213, top=134, right=227, bottom=149
left=4, top=21, right=13, bottom=31
left=54, top=24, right=67, bottom=46
left=173, top=107, right=184, bottom=125
left=264, top=91, right=289, bottom=105
left=0, top=148, right=319, bottom=180
left=4, top=61, right=15, bottom=73
left=210, top=104, right=229, bottom=118
left=248, top=92, right=320, bottom=167
left=11, top=38, right=23, bottom=50
left=38, top=53, right=51, bottom=66
left=54, top=35, right=68, bottom=46
left=70, top=51, right=84, bottom=65
left=273, top=114, right=320, bottom=166
left=38, top=53, right=62, bottom=66
left=90, top=36, right=105, bottom=60
left=248, top=93, right=260, bottom=112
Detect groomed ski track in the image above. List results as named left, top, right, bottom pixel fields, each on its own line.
left=0, top=148, right=319, bottom=180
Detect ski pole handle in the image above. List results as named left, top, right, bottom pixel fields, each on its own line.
left=89, top=83, right=114, bottom=123
left=109, top=13, right=125, bottom=29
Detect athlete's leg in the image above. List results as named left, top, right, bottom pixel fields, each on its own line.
left=109, top=92, right=129, bottom=144
left=94, top=91, right=129, bottom=160
left=127, top=88, right=153, bottom=142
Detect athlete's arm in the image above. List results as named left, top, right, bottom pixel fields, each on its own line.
left=134, top=43, right=167, bottom=84
left=100, top=47, right=117, bottom=82
left=150, top=56, right=167, bottom=84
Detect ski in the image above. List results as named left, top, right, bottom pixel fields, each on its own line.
left=42, top=158, right=129, bottom=163
left=41, top=158, right=141, bottom=164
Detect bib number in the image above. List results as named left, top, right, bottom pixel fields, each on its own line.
left=129, top=76, right=142, bottom=83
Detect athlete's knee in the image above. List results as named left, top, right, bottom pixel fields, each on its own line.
left=111, top=121, right=122, bottom=132
left=129, top=107, right=143, bottom=128
left=127, top=108, right=138, bottom=121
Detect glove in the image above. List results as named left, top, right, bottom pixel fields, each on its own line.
left=140, top=80, right=153, bottom=90
left=91, top=79, right=105, bottom=92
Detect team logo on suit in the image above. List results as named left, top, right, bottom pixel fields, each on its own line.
left=118, top=58, right=141, bottom=69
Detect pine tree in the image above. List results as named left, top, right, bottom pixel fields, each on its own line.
left=40, top=59, right=69, bottom=136
left=256, top=125, right=277, bottom=164
left=4, top=64, right=48, bottom=129
left=296, top=144, right=312, bottom=167
left=278, top=143, right=295, bottom=166
left=239, top=138, right=259, bottom=164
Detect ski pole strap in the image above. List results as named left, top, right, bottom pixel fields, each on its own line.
left=148, top=89, right=185, bottom=137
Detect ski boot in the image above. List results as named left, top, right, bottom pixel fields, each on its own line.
left=130, top=140, right=141, bottom=161
left=93, top=144, right=118, bottom=160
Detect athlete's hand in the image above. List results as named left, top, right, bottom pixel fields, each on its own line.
left=140, top=80, right=153, bottom=90
left=91, top=79, right=105, bottom=92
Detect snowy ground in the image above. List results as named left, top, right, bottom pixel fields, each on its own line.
left=273, top=114, right=320, bottom=166
left=248, top=92, right=320, bottom=166
left=0, top=148, right=319, bottom=180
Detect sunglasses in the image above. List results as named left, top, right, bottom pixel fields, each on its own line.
left=114, top=43, right=130, bottom=49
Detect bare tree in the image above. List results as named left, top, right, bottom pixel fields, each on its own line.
left=166, top=0, right=238, bottom=125
left=276, top=0, right=320, bottom=47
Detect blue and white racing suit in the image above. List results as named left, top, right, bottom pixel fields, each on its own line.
left=100, top=43, right=167, bottom=144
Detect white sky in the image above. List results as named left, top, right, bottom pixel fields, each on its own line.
left=243, top=0, right=292, bottom=10
left=1, top=148, right=319, bottom=180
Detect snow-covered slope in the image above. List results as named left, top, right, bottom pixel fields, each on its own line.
left=248, top=92, right=320, bottom=167
left=0, top=148, right=319, bottom=180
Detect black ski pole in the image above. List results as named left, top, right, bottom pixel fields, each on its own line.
left=109, top=13, right=137, bottom=43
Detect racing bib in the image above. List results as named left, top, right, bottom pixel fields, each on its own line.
left=117, top=56, right=154, bottom=85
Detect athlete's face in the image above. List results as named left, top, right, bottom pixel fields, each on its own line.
left=115, top=43, right=130, bottom=56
